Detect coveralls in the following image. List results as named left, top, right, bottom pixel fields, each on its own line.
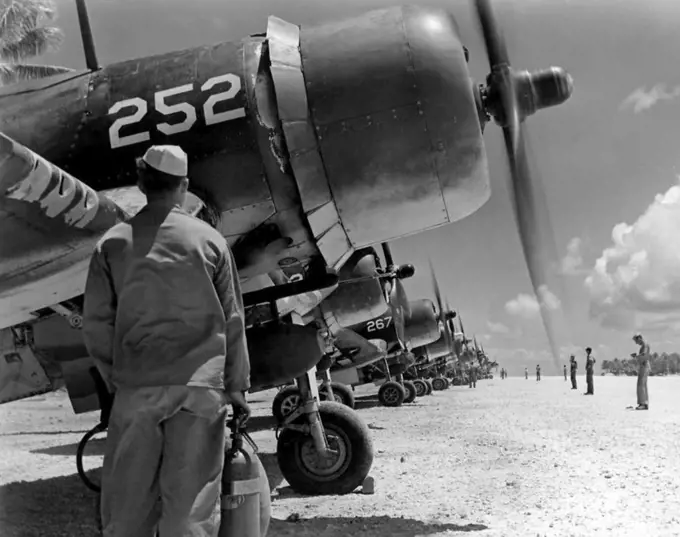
left=469, top=364, right=477, bottom=388
left=585, top=354, right=595, bottom=395
left=570, top=360, right=578, bottom=389
left=563, top=365, right=567, bottom=381
left=82, top=202, right=251, bottom=537
left=536, top=365, right=541, bottom=381
left=636, top=342, right=650, bottom=408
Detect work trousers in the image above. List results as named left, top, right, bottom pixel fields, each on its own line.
left=536, top=372, right=541, bottom=381
left=637, top=367, right=649, bottom=406
left=586, top=370, right=594, bottom=394
left=571, top=373, right=577, bottom=389
left=101, top=386, right=228, bottom=537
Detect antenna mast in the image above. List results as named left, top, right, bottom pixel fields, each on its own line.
left=75, top=0, right=99, bottom=71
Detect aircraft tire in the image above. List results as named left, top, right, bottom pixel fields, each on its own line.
left=432, top=377, right=447, bottom=391
left=412, top=379, right=428, bottom=398
left=277, top=401, right=374, bottom=495
left=424, top=379, right=434, bottom=395
left=432, top=377, right=448, bottom=392
left=272, top=385, right=303, bottom=423
left=378, top=380, right=406, bottom=407
left=319, top=382, right=356, bottom=409
left=402, top=380, right=417, bottom=404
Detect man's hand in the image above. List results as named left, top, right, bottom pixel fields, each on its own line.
left=226, top=390, right=251, bottom=425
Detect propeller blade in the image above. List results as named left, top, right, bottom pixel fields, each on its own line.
left=474, top=0, right=510, bottom=69
left=473, top=0, right=567, bottom=366
left=429, top=259, right=454, bottom=357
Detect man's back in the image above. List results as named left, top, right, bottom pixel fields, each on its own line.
left=93, top=204, right=236, bottom=389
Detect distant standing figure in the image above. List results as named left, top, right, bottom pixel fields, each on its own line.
left=536, top=364, right=541, bottom=381
left=585, top=347, right=595, bottom=395
left=525, top=367, right=528, bottom=380
left=563, top=364, right=567, bottom=381
left=469, top=362, right=477, bottom=388
left=570, top=355, right=578, bottom=390
left=632, top=334, right=650, bottom=410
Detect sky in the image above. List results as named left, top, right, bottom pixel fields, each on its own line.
left=39, top=0, right=680, bottom=374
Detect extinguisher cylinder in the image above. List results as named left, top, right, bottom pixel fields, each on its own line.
left=219, top=444, right=262, bottom=537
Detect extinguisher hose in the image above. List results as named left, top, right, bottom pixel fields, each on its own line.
left=76, top=421, right=107, bottom=493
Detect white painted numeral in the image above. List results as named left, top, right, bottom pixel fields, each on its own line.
left=202, top=73, right=246, bottom=126
left=108, top=73, right=245, bottom=149
left=366, top=316, right=393, bottom=332
left=155, top=84, right=197, bottom=136
left=108, top=97, right=150, bottom=149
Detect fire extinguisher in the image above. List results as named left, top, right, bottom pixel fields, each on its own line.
left=219, top=411, right=261, bottom=537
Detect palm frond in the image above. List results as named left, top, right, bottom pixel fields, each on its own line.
left=0, top=62, right=73, bottom=85
left=0, top=25, right=62, bottom=62
left=0, top=0, right=56, bottom=45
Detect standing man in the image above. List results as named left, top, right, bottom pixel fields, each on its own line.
left=469, top=361, right=477, bottom=388
left=570, top=355, right=578, bottom=390
left=563, top=364, right=567, bottom=381
left=585, top=347, right=595, bottom=395
left=632, top=334, right=650, bottom=410
left=525, top=367, right=528, bottom=380
left=82, top=145, right=252, bottom=537
left=536, top=364, right=541, bottom=381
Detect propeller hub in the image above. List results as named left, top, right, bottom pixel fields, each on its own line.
left=396, top=263, right=416, bottom=280
left=515, top=67, right=574, bottom=117
left=478, top=66, right=574, bottom=127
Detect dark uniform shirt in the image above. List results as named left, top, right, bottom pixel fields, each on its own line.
left=570, top=360, right=577, bottom=373
left=82, top=204, right=250, bottom=393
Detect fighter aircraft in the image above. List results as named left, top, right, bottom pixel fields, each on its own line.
left=0, top=0, right=573, bottom=496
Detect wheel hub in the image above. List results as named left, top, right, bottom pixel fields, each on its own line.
left=280, top=394, right=301, bottom=417
left=299, top=430, right=348, bottom=476
left=382, top=386, right=400, bottom=404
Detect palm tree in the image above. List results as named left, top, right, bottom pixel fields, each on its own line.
left=0, top=0, right=73, bottom=86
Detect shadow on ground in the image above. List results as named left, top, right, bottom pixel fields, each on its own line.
left=0, top=473, right=485, bottom=537
left=269, top=515, right=488, bottom=535
left=354, top=395, right=426, bottom=411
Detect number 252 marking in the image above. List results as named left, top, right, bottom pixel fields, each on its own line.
left=366, top=316, right=393, bottom=332
left=108, top=73, right=245, bottom=149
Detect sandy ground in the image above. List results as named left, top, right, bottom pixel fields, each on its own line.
left=1, top=376, right=680, bottom=537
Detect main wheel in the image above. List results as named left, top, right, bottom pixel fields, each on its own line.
left=378, top=380, right=406, bottom=407
left=412, top=379, right=428, bottom=398
left=277, top=401, right=374, bottom=495
left=424, top=379, right=434, bottom=395
left=402, top=380, right=417, bottom=404
left=432, top=377, right=447, bottom=391
left=319, top=382, right=356, bottom=409
left=272, top=385, right=302, bottom=422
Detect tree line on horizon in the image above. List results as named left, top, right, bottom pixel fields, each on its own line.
left=599, top=352, right=680, bottom=376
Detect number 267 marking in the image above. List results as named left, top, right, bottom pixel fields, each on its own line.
left=366, top=316, right=393, bottom=332
left=107, top=73, right=245, bottom=149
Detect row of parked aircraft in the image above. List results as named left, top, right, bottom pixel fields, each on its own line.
left=0, top=0, right=573, bottom=495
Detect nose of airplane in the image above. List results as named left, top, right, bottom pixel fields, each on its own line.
left=267, top=5, right=491, bottom=249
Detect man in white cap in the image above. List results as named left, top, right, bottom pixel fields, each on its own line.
left=632, top=334, right=650, bottom=410
left=82, top=145, right=251, bottom=536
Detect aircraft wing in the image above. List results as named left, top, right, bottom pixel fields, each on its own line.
left=0, top=132, right=141, bottom=329
left=0, top=132, right=210, bottom=330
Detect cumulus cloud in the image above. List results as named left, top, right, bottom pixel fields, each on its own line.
left=487, top=321, right=510, bottom=335
left=620, top=84, right=680, bottom=114
left=505, top=286, right=561, bottom=320
left=561, top=237, right=585, bottom=275
left=585, top=181, right=680, bottom=331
